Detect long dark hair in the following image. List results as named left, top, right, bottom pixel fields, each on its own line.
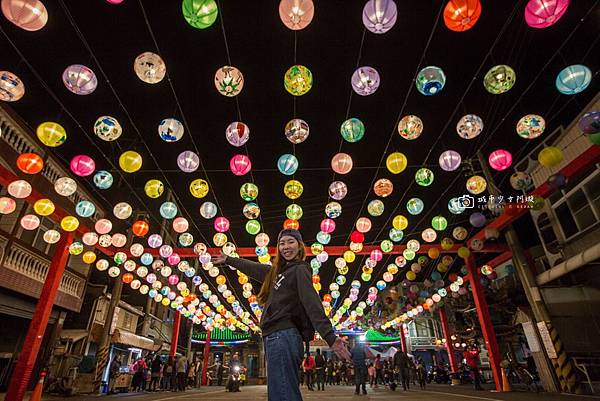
left=257, top=240, right=306, bottom=305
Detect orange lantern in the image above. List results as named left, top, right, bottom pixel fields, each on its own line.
left=312, top=274, right=320, bottom=284
left=428, top=247, right=440, bottom=259
left=132, top=220, right=149, bottom=237
left=16, top=153, right=44, bottom=174
left=443, top=0, right=482, bottom=32
left=323, top=293, right=333, bottom=303
left=122, top=273, right=134, bottom=284
left=248, top=295, right=257, bottom=304
left=283, top=218, right=300, bottom=230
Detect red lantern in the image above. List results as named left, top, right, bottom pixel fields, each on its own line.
left=449, top=273, right=458, bottom=282
left=132, top=220, right=149, bottom=237
left=16, top=153, right=44, bottom=174
left=312, top=274, right=320, bottom=284
left=283, top=218, right=300, bottom=230
left=122, top=273, right=134, bottom=283
left=350, top=231, right=364, bottom=243
left=323, top=293, right=332, bottom=303
left=443, top=0, right=482, bottom=32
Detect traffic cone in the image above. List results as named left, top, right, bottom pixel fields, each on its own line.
left=501, top=368, right=511, bottom=392
left=28, top=371, right=46, bottom=401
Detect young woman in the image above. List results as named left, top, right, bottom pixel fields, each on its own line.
left=213, top=229, right=350, bottom=401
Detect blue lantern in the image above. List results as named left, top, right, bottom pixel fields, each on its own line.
left=277, top=154, right=298, bottom=175
left=310, top=258, right=322, bottom=269
left=93, top=170, right=113, bottom=189
left=416, top=66, right=446, bottom=96
left=389, top=228, right=404, bottom=242
left=75, top=200, right=96, bottom=217
left=255, top=246, right=268, bottom=256
left=556, top=65, right=592, bottom=95
left=406, top=198, right=424, bottom=215
left=160, top=202, right=178, bottom=219
left=448, top=197, right=465, bottom=215
left=148, top=289, right=158, bottom=298
left=140, top=252, right=153, bottom=265
left=316, top=231, right=331, bottom=244
left=431, top=271, right=442, bottom=281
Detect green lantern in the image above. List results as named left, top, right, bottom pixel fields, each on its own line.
left=589, top=132, right=600, bottom=145
left=286, top=203, right=303, bottom=220
left=483, top=64, right=516, bottom=95
left=431, top=215, right=448, bottom=231
left=380, top=240, right=393, bottom=253
left=284, top=65, right=313, bottom=96
left=403, top=249, right=416, bottom=261
left=367, top=199, right=384, bottom=216
left=415, top=168, right=434, bottom=186
left=182, top=0, right=218, bottom=29
left=245, top=220, right=261, bottom=235
left=240, top=183, right=258, bottom=201
left=361, top=273, right=372, bottom=282
left=418, top=255, right=428, bottom=266
left=340, top=118, right=365, bottom=143
left=389, top=228, right=404, bottom=242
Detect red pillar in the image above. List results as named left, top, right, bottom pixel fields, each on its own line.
left=170, top=311, right=181, bottom=358
left=399, top=325, right=408, bottom=353
left=201, top=329, right=211, bottom=385
left=438, top=307, right=458, bottom=374
left=464, top=255, right=502, bottom=392
left=5, top=232, right=73, bottom=401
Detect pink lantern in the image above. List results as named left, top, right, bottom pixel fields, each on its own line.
left=229, top=154, right=252, bottom=176
left=160, top=245, right=173, bottom=258
left=525, top=0, right=569, bottom=29
left=1, top=0, right=48, bottom=31
left=214, top=216, right=230, bottom=233
left=279, top=0, right=314, bottom=30
left=356, top=217, right=372, bottom=233
left=70, top=155, right=96, bottom=177
left=7, top=180, right=31, bottom=199
left=320, top=218, right=336, bottom=234
left=0, top=197, right=16, bottom=214
left=168, top=274, right=180, bottom=285
left=20, top=214, right=40, bottom=230
left=370, top=249, right=383, bottom=262
left=173, top=217, right=189, bottom=233
left=421, top=228, right=437, bottom=242
left=331, top=153, right=353, bottom=174
left=438, top=150, right=462, bottom=171
left=488, top=149, right=513, bottom=171
left=107, top=0, right=124, bottom=3
left=95, top=219, right=113, bottom=235
left=168, top=253, right=181, bottom=266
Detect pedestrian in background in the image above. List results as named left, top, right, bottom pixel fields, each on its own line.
left=314, top=349, right=326, bottom=391
left=367, top=363, right=375, bottom=387
left=150, top=355, right=162, bottom=391
left=350, top=342, right=367, bottom=395
left=303, top=352, right=315, bottom=390
left=464, top=345, right=484, bottom=390
left=393, top=350, right=411, bottom=391
left=176, top=354, right=188, bottom=391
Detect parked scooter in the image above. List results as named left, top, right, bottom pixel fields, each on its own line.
left=427, top=364, right=450, bottom=384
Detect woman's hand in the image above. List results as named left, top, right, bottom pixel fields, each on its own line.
left=211, top=251, right=227, bottom=265
left=331, top=337, right=351, bottom=361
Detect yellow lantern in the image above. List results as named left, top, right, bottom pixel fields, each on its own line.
left=387, top=264, right=398, bottom=275
left=538, top=146, right=564, bottom=168
left=144, top=179, right=164, bottom=198
left=343, top=250, right=355, bottom=263
left=457, top=246, right=471, bottom=258
left=60, top=216, right=79, bottom=232
left=283, top=179, right=303, bottom=200
left=161, top=298, right=170, bottom=306
left=466, top=175, right=487, bottom=195
left=362, top=265, right=373, bottom=275
left=238, top=274, right=248, bottom=285
left=36, top=122, right=66, bottom=147
left=227, top=295, right=236, bottom=304
left=190, top=179, right=209, bottom=198
left=216, top=275, right=226, bottom=285
left=386, top=152, right=408, bottom=174
left=406, top=271, right=416, bottom=281
left=258, top=254, right=271, bottom=264
left=82, top=251, right=97, bottom=264
left=213, top=233, right=228, bottom=246
left=119, top=150, right=143, bottom=173
left=441, top=237, right=454, bottom=250
left=392, top=215, right=408, bottom=230
left=33, top=198, right=55, bottom=216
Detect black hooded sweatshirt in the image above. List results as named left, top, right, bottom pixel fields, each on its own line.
left=225, top=256, right=337, bottom=347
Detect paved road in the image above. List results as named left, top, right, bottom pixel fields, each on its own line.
left=27, top=384, right=600, bottom=401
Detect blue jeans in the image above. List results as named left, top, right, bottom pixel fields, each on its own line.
left=264, top=328, right=304, bottom=401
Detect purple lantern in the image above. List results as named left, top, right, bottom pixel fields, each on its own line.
left=488, top=149, right=513, bottom=171
left=351, top=66, right=380, bottom=96
left=469, top=212, right=486, bottom=227
left=578, top=111, right=600, bottom=135
left=62, top=64, right=98, bottom=95
left=439, top=150, right=462, bottom=171
left=148, top=234, right=163, bottom=248
left=225, top=122, right=250, bottom=147
left=525, top=0, right=569, bottom=29
left=362, top=0, right=397, bottom=34
left=177, top=150, right=200, bottom=173
left=548, top=173, right=567, bottom=189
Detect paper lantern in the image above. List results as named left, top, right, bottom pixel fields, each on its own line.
left=356, top=217, right=372, bottom=233
left=190, top=179, right=209, bottom=198
left=416, top=66, right=446, bottom=95
left=393, top=215, right=408, bottom=230
left=158, top=118, right=184, bottom=142
left=516, top=114, right=546, bottom=139
left=279, top=0, right=314, bottom=30
left=16, top=153, right=43, bottom=174
left=119, top=150, right=142, bottom=173
left=444, top=0, right=481, bottom=31
left=113, top=202, right=132, bottom=220
left=432, top=215, right=448, bottom=231
left=182, top=0, right=218, bottom=29
left=214, top=216, right=230, bottom=233
left=556, top=64, right=592, bottom=95
left=351, top=67, right=380, bottom=96
left=230, top=154, right=252, bottom=176
left=406, top=198, right=424, bottom=215
left=331, top=153, right=353, bottom=174
left=588, top=132, right=600, bottom=145
left=340, top=118, right=365, bottom=143
left=362, top=0, right=397, bottom=34
left=95, top=218, right=112, bottom=234
left=483, top=65, right=516, bottom=94
left=243, top=202, right=260, bottom=219
left=325, top=202, right=342, bottom=219
left=94, top=116, right=122, bottom=141
left=144, top=179, right=164, bottom=198
left=70, top=155, right=95, bottom=177
left=284, top=65, right=313, bottom=96
left=453, top=227, right=468, bottom=241
left=350, top=231, right=364, bottom=243
left=415, top=168, right=434, bottom=186
left=240, top=183, right=259, bottom=201
left=255, top=233, right=270, bottom=247
left=62, top=65, right=97, bottom=95
left=422, top=228, right=437, bottom=243
left=0, top=71, right=25, bottom=101
left=386, top=152, right=407, bottom=174
left=438, top=150, right=462, bottom=172
left=284, top=180, right=303, bottom=200
left=8, top=179, right=31, bottom=198
left=579, top=112, right=600, bottom=135
left=33, top=198, right=54, bottom=216
left=525, top=0, right=569, bottom=29
left=0, top=197, right=16, bottom=214
left=134, top=52, right=166, bottom=84
left=179, top=233, right=194, bottom=247
left=466, top=175, right=487, bottom=194
left=199, top=201, right=217, bottom=219
left=456, top=114, right=483, bottom=139
left=277, top=154, right=299, bottom=175
left=488, top=149, right=512, bottom=171
left=286, top=203, right=303, bottom=220
left=21, top=214, right=39, bottom=230
left=61, top=216, right=79, bottom=232
left=367, top=200, right=384, bottom=216
left=223, top=121, right=250, bottom=147
left=285, top=118, right=309, bottom=144
left=1, top=0, right=48, bottom=31
left=43, top=229, right=61, bottom=244
left=106, top=0, right=124, bottom=4
left=175, top=150, right=199, bottom=173
left=132, top=220, right=149, bottom=237
left=398, top=115, right=423, bottom=140
left=469, top=212, right=486, bottom=227
left=373, top=178, right=393, bottom=197
left=538, top=146, right=563, bottom=167
left=448, top=197, right=467, bottom=214
left=328, top=181, right=348, bottom=201
left=319, top=218, right=335, bottom=234
left=215, top=66, right=244, bottom=97
left=111, top=234, right=127, bottom=248
left=173, top=217, right=189, bottom=233
left=245, top=219, right=261, bottom=234
left=37, top=122, right=66, bottom=147
left=93, top=170, right=113, bottom=189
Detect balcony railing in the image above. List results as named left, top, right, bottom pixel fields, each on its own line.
left=0, top=235, right=86, bottom=312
